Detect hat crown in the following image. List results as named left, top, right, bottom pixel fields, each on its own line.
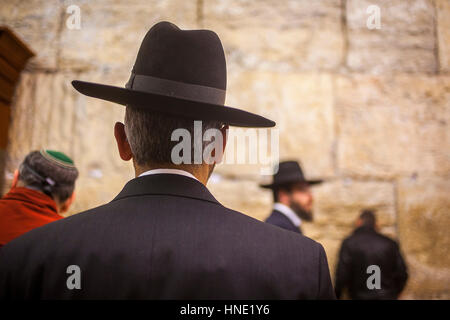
left=71, top=21, right=276, bottom=127
left=132, top=21, right=226, bottom=91
left=275, top=161, right=306, bottom=182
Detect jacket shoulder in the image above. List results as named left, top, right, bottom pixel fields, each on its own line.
left=375, top=232, right=400, bottom=249
left=222, top=206, right=325, bottom=267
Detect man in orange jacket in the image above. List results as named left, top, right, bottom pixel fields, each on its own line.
left=0, top=149, right=78, bottom=247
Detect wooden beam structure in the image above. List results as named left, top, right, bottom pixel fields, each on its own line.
left=0, top=26, right=35, bottom=194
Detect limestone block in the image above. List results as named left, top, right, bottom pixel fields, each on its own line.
left=0, top=0, right=62, bottom=69
left=346, top=0, right=437, bottom=73
left=401, top=256, right=450, bottom=299
left=204, top=0, right=344, bottom=72
left=4, top=72, right=37, bottom=168
left=58, top=0, right=198, bottom=71
left=436, top=0, right=450, bottom=72
left=397, top=176, right=450, bottom=269
left=396, top=175, right=450, bottom=298
left=336, top=74, right=450, bottom=178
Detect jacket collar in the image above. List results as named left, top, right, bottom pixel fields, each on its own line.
left=273, top=202, right=302, bottom=227
left=138, top=168, right=199, bottom=181
left=112, top=173, right=220, bottom=205
left=354, top=225, right=376, bottom=234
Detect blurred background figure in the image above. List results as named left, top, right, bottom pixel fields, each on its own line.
left=261, top=161, right=322, bottom=235
left=0, top=150, right=78, bottom=247
left=334, top=209, right=408, bottom=300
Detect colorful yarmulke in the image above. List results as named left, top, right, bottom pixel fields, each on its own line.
left=40, top=149, right=76, bottom=168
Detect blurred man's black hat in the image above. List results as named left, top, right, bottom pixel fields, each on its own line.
left=260, top=160, right=322, bottom=189
left=72, top=21, right=275, bottom=128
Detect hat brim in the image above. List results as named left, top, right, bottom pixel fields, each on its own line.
left=260, top=179, right=323, bottom=189
left=72, top=80, right=275, bottom=128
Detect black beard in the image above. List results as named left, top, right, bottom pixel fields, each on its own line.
left=290, top=201, right=313, bottom=222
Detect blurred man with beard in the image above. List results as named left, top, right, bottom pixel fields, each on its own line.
left=261, top=161, right=322, bottom=235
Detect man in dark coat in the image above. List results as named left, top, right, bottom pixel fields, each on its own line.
left=0, top=22, right=335, bottom=300
left=334, top=210, right=408, bottom=300
left=261, top=161, right=322, bottom=235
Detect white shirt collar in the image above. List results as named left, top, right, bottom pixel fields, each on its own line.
left=273, top=202, right=302, bottom=227
left=138, top=168, right=199, bottom=182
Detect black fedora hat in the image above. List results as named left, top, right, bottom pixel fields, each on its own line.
left=72, top=21, right=275, bottom=128
left=260, top=161, right=323, bottom=189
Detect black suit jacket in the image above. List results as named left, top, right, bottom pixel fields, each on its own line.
left=0, top=174, right=335, bottom=299
left=334, top=226, right=408, bottom=300
left=265, top=210, right=302, bottom=234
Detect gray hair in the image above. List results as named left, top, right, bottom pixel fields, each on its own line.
left=18, top=151, right=79, bottom=203
left=124, top=106, right=222, bottom=166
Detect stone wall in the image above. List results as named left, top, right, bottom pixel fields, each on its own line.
left=1, top=0, right=449, bottom=299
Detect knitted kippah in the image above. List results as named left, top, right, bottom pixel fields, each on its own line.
left=39, top=149, right=76, bottom=168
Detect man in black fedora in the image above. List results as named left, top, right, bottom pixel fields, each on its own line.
left=0, top=22, right=335, bottom=299
left=261, top=161, right=322, bottom=235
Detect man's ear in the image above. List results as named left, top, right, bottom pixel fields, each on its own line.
left=11, top=169, right=19, bottom=188
left=221, top=124, right=228, bottom=152
left=114, top=122, right=133, bottom=161
left=216, top=124, right=228, bottom=164
left=60, top=192, right=76, bottom=213
left=278, top=189, right=290, bottom=205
